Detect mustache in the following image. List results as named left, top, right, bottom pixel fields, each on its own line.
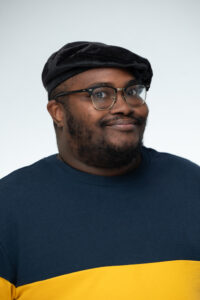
left=99, top=115, right=146, bottom=127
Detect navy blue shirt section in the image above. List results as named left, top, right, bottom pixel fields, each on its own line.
left=0, top=147, right=200, bottom=287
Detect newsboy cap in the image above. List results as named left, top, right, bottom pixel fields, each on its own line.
left=42, top=41, right=153, bottom=99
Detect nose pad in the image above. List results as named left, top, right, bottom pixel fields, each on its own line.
left=121, top=92, right=127, bottom=102
left=113, top=90, right=129, bottom=107
left=117, top=88, right=128, bottom=104
left=109, top=90, right=132, bottom=113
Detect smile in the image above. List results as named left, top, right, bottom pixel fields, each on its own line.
left=105, top=118, right=139, bottom=131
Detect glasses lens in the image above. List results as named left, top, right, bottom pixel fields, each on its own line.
left=125, top=85, right=146, bottom=106
left=92, top=87, right=115, bottom=110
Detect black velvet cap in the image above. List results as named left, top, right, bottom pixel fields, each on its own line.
left=42, top=41, right=153, bottom=100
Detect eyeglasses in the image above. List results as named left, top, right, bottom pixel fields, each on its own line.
left=53, top=82, right=148, bottom=111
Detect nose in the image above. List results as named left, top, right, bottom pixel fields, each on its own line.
left=109, top=89, right=133, bottom=115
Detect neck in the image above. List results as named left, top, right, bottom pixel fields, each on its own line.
left=57, top=150, right=142, bottom=176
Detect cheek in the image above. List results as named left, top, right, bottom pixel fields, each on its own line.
left=136, top=103, right=149, bottom=118
left=73, top=101, right=105, bottom=128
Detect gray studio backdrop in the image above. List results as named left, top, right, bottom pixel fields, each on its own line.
left=0, top=0, right=200, bottom=178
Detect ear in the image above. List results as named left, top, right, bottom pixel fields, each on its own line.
left=47, top=100, right=65, bottom=128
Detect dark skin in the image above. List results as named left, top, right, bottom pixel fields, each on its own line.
left=47, top=68, right=149, bottom=176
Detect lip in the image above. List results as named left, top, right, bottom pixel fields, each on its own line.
left=105, top=119, right=138, bottom=131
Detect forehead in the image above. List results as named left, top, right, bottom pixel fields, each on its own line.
left=64, top=67, right=136, bottom=89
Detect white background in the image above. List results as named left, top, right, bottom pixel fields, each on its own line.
left=0, top=0, right=199, bottom=178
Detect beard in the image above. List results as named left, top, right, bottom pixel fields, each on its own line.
left=64, top=106, right=146, bottom=169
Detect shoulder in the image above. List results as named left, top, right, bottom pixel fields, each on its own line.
left=143, top=146, right=200, bottom=180
left=143, top=146, right=199, bottom=168
left=1, top=154, right=57, bottom=183
left=0, top=154, right=58, bottom=204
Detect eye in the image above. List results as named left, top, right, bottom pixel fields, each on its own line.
left=93, top=91, right=107, bottom=99
left=126, top=87, right=137, bottom=96
left=126, top=85, right=145, bottom=97
left=92, top=87, right=112, bottom=100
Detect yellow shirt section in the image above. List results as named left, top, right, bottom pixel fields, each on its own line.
left=0, top=277, right=15, bottom=300
left=3, top=260, right=200, bottom=300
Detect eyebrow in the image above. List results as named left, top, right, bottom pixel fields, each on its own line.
left=86, top=79, right=138, bottom=89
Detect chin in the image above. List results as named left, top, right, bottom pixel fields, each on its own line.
left=108, top=136, right=141, bottom=150
left=76, top=133, right=143, bottom=169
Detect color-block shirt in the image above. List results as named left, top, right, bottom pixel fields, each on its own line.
left=0, top=147, right=200, bottom=299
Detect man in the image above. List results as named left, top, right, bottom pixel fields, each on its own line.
left=0, top=41, right=200, bottom=300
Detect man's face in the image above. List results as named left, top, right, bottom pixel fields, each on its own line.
left=55, top=68, right=149, bottom=168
